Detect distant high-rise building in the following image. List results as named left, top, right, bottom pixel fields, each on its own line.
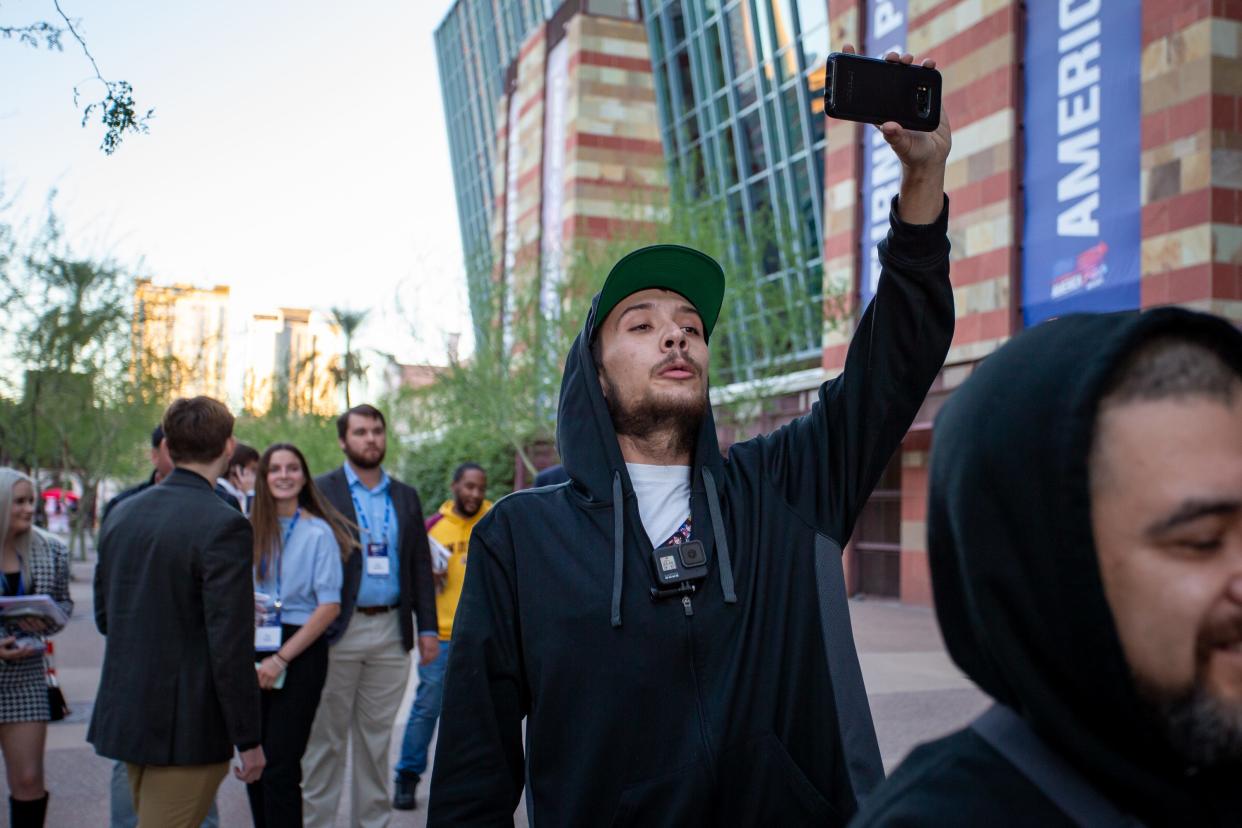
left=641, top=0, right=831, bottom=384
left=435, top=0, right=556, bottom=331
left=241, top=308, right=341, bottom=416
left=131, top=279, right=230, bottom=401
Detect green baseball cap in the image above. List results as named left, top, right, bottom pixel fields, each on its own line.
left=593, top=244, right=726, bottom=342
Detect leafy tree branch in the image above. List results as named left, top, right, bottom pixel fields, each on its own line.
left=1, top=1, right=153, bottom=153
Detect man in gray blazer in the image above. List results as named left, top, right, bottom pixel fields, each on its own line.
left=91, top=396, right=265, bottom=827
left=301, top=403, right=439, bottom=828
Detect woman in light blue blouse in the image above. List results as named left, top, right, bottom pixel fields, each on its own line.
left=247, top=443, right=353, bottom=828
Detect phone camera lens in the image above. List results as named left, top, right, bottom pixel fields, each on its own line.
left=915, top=85, right=930, bottom=117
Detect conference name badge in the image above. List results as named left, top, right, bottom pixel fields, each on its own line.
left=254, top=592, right=282, bottom=652
left=366, top=542, right=391, bottom=576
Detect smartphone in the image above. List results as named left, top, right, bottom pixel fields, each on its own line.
left=823, top=52, right=941, bottom=132
left=256, top=661, right=287, bottom=690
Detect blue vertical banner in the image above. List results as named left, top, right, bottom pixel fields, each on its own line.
left=1022, top=0, right=1141, bottom=325
left=859, top=0, right=909, bottom=309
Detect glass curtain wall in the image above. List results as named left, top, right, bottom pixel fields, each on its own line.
left=435, top=0, right=554, bottom=334
left=642, top=0, right=829, bottom=384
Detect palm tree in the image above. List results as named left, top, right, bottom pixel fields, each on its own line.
left=330, top=307, right=370, bottom=408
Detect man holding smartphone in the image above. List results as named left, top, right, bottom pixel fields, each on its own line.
left=429, top=48, right=954, bottom=827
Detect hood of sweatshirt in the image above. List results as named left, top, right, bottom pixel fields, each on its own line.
left=928, top=307, right=1242, bottom=824
left=557, top=292, right=735, bottom=626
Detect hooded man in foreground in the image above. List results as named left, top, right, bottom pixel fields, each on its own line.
left=853, top=308, right=1242, bottom=827
left=430, top=49, right=955, bottom=828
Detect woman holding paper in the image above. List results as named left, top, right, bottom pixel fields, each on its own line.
left=0, top=468, right=72, bottom=828
left=246, top=444, right=349, bottom=828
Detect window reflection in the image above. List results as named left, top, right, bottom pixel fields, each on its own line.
left=782, top=84, right=804, bottom=154
left=649, top=9, right=665, bottom=63
left=741, top=109, right=767, bottom=176
left=703, top=20, right=727, bottom=89
left=720, top=122, right=740, bottom=186
left=668, top=1, right=687, bottom=43
left=726, top=3, right=756, bottom=77
left=676, top=48, right=696, bottom=119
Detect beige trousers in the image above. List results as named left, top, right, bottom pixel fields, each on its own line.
left=301, top=611, right=410, bottom=828
left=125, top=761, right=228, bottom=828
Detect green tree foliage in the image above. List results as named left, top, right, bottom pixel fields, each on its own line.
left=0, top=198, right=162, bottom=555
left=233, top=413, right=342, bottom=480
left=1, top=1, right=153, bottom=153
left=329, top=306, right=369, bottom=409
left=391, top=425, right=520, bottom=517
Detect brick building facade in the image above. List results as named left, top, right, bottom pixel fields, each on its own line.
left=825, top=0, right=1242, bottom=603
left=488, top=3, right=666, bottom=343
left=440, top=0, right=1242, bottom=605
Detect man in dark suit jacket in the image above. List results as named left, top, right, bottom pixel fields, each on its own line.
left=301, top=403, right=438, bottom=828
left=90, top=397, right=264, bottom=828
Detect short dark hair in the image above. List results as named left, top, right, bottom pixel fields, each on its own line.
left=336, top=404, right=386, bottom=440
left=162, top=397, right=234, bottom=464
left=229, top=442, right=260, bottom=471
left=150, top=424, right=165, bottom=449
left=452, top=462, right=485, bottom=483
left=1100, top=335, right=1240, bottom=408
left=1091, top=334, right=1241, bottom=488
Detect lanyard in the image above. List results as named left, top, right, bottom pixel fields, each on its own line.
left=272, top=508, right=300, bottom=611
left=350, top=488, right=392, bottom=549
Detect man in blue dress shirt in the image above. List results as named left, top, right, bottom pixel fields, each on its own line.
left=301, top=404, right=439, bottom=828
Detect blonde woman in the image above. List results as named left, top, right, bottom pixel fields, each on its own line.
left=0, top=469, right=72, bottom=827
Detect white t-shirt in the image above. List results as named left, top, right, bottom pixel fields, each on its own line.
left=626, top=463, right=692, bottom=548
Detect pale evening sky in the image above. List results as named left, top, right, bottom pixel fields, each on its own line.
left=1, top=0, right=471, bottom=380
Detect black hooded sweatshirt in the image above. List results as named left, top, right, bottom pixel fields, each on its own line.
left=852, top=309, right=1242, bottom=828
left=429, top=198, right=954, bottom=827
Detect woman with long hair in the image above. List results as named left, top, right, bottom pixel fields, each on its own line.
left=0, top=469, right=72, bottom=828
left=246, top=444, right=350, bottom=828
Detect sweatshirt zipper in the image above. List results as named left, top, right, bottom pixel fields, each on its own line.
left=681, top=592, right=716, bottom=782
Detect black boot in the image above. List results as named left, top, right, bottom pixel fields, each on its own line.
left=10, top=792, right=48, bottom=828
left=392, top=773, right=419, bottom=810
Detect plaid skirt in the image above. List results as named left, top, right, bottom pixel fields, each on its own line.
left=0, top=652, right=49, bottom=723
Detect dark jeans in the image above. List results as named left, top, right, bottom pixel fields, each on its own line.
left=245, top=625, right=329, bottom=828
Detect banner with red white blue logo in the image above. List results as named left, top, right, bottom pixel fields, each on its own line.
left=1022, top=0, right=1141, bottom=325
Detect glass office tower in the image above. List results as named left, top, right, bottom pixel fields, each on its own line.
left=435, top=0, right=554, bottom=330
left=641, top=0, right=830, bottom=384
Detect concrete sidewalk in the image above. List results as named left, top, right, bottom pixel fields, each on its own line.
left=11, top=560, right=986, bottom=827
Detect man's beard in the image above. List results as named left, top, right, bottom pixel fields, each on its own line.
left=600, top=369, right=707, bottom=459
left=1137, top=677, right=1242, bottom=767
left=455, top=498, right=481, bottom=518
left=345, top=446, right=385, bottom=470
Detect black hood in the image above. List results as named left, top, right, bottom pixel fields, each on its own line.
left=556, top=293, right=735, bottom=626
left=928, top=308, right=1242, bottom=823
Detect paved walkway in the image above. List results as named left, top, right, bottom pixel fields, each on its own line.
left=11, top=561, right=986, bottom=826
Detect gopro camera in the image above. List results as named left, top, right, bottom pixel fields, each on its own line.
left=650, top=539, right=708, bottom=595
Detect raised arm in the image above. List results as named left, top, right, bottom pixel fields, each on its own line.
left=428, top=527, right=527, bottom=826
left=745, top=48, right=955, bottom=544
